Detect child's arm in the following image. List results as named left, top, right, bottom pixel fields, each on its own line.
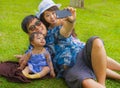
left=45, top=49, right=55, bottom=77
left=18, top=52, right=31, bottom=70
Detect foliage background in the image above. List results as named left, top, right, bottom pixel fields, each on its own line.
left=0, top=0, right=120, bottom=88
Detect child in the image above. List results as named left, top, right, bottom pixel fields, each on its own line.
left=18, top=32, right=55, bottom=79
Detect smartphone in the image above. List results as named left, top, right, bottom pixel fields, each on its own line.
left=56, top=9, right=71, bottom=18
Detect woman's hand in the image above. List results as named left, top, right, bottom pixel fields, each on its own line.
left=65, top=7, right=76, bottom=23
left=60, top=7, right=76, bottom=38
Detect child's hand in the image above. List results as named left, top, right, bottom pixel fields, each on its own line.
left=17, top=67, right=23, bottom=70
left=50, top=70, right=55, bottom=78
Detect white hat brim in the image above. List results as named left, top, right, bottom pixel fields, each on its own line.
left=36, top=4, right=61, bottom=18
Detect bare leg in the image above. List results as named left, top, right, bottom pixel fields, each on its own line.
left=106, top=68, right=120, bottom=80
left=91, top=39, right=107, bottom=86
left=107, top=56, right=120, bottom=71
left=22, top=66, right=31, bottom=78
left=106, top=56, right=120, bottom=80
left=22, top=66, right=50, bottom=79
left=82, top=79, right=106, bottom=88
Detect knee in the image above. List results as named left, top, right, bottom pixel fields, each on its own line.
left=82, top=79, right=106, bottom=88
left=92, top=38, right=104, bottom=50
left=82, top=79, right=91, bottom=88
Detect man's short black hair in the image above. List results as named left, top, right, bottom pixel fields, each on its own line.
left=21, top=15, right=38, bottom=33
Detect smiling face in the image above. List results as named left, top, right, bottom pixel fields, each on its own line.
left=43, top=10, right=57, bottom=26
left=27, top=18, right=47, bottom=36
left=30, top=32, right=46, bottom=47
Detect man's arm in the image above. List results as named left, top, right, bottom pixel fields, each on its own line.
left=18, top=52, right=31, bottom=70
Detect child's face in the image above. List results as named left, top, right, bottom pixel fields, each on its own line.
left=27, top=18, right=47, bottom=36
left=44, top=10, right=57, bottom=25
left=32, top=33, right=46, bottom=47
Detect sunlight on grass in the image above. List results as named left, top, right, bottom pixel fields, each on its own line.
left=0, top=0, right=120, bottom=88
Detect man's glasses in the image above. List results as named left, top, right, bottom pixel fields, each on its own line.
left=28, top=20, right=41, bottom=31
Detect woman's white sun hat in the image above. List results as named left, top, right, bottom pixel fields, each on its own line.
left=36, top=0, right=61, bottom=18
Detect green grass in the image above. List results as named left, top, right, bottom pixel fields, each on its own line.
left=0, top=0, right=120, bottom=88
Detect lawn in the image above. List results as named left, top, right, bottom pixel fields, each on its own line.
left=0, top=0, right=120, bottom=88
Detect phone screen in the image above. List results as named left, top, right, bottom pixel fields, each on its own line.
left=56, top=9, right=71, bottom=18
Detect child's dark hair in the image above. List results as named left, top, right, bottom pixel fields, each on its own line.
left=29, top=32, right=43, bottom=42
left=21, top=15, right=38, bottom=33
left=40, top=6, right=59, bottom=28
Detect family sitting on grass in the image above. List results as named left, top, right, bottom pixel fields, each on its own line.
left=0, top=0, right=120, bottom=88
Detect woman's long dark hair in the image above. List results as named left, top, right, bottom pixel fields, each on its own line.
left=39, top=6, right=77, bottom=38
left=40, top=6, right=59, bottom=28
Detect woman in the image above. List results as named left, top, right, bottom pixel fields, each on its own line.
left=33, top=0, right=120, bottom=88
